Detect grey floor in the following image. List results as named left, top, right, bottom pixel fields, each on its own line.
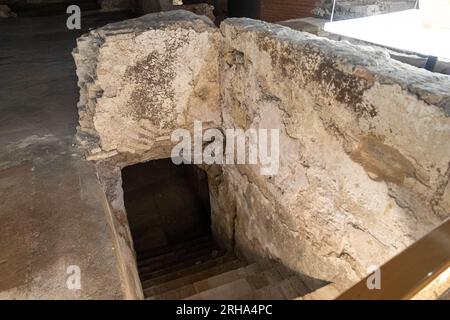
left=0, top=10, right=133, bottom=299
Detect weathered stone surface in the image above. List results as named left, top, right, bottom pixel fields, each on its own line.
left=73, top=10, right=221, bottom=298
left=279, top=16, right=450, bottom=76
left=278, top=17, right=329, bottom=36
left=313, top=0, right=416, bottom=19
left=74, top=12, right=450, bottom=296
left=73, top=10, right=221, bottom=163
left=217, top=18, right=450, bottom=289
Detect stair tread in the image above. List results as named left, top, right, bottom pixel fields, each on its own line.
left=183, top=266, right=289, bottom=300
left=141, top=253, right=236, bottom=289
left=137, top=235, right=211, bottom=262
left=151, top=262, right=261, bottom=300
left=140, top=249, right=226, bottom=281
left=185, top=278, right=254, bottom=300
left=240, top=284, right=286, bottom=300
left=240, top=275, right=313, bottom=300
left=138, top=244, right=216, bottom=274
left=192, top=263, right=268, bottom=293
left=144, top=259, right=246, bottom=298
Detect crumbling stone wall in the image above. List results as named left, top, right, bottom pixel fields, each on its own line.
left=218, top=18, right=450, bottom=289
left=74, top=11, right=220, bottom=162
left=313, top=0, right=416, bottom=19
left=74, top=11, right=450, bottom=295
left=73, top=11, right=220, bottom=298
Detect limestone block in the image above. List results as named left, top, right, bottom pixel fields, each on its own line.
left=73, top=11, right=221, bottom=162
left=313, top=0, right=416, bottom=19
left=73, top=11, right=450, bottom=293
left=219, top=18, right=450, bottom=288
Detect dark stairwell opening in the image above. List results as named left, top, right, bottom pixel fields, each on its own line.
left=122, top=159, right=212, bottom=252
left=121, top=159, right=230, bottom=299
left=121, top=159, right=327, bottom=300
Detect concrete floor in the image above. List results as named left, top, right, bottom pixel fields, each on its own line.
left=0, top=10, right=133, bottom=299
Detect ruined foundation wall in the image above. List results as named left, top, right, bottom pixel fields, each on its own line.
left=73, top=11, right=221, bottom=298
left=74, top=11, right=450, bottom=295
left=313, top=0, right=416, bottom=19
left=73, top=10, right=221, bottom=162
left=217, top=18, right=450, bottom=289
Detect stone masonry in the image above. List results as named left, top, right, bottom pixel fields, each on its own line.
left=74, top=11, right=450, bottom=296
left=313, top=0, right=416, bottom=20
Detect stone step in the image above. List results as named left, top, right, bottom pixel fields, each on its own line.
left=144, top=259, right=246, bottom=298
left=139, top=247, right=217, bottom=277
left=137, top=235, right=211, bottom=262
left=297, top=283, right=340, bottom=300
left=184, top=278, right=254, bottom=300
left=191, top=263, right=271, bottom=294
left=152, top=263, right=269, bottom=300
left=138, top=242, right=215, bottom=274
left=143, top=254, right=238, bottom=296
left=240, top=276, right=313, bottom=300
left=183, top=266, right=290, bottom=300
left=140, top=249, right=226, bottom=282
left=239, top=283, right=286, bottom=300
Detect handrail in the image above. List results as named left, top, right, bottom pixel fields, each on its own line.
left=337, top=218, right=450, bottom=300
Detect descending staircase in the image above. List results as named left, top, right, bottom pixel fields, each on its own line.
left=138, top=236, right=327, bottom=300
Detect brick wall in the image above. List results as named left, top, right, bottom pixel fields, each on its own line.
left=261, top=0, right=316, bottom=22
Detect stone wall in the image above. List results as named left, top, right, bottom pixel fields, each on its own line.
left=73, top=10, right=220, bottom=297
left=74, top=11, right=450, bottom=295
left=73, top=10, right=220, bottom=163
left=218, top=18, right=449, bottom=288
left=313, top=0, right=416, bottom=19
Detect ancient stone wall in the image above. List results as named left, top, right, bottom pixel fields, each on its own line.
left=73, top=11, right=221, bottom=298
left=218, top=18, right=450, bottom=289
left=74, top=10, right=220, bottom=163
left=74, top=11, right=450, bottom=295
left=313, top=0, right=416, bottom=19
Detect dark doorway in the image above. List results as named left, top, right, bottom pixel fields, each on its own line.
left=228, top=0, right=261, bottom=19
left=122, top=159, right=212, bottom=256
